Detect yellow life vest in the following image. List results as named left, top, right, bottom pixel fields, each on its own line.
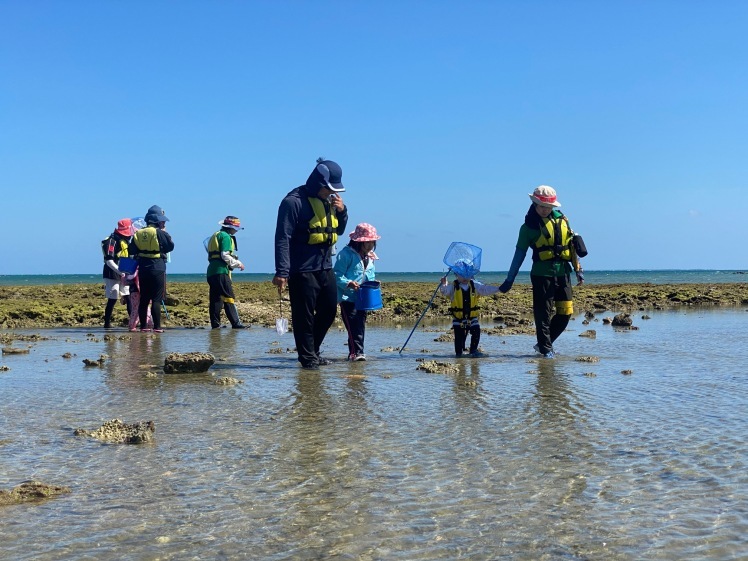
left=307, top=197, right=338, bottom=245
left=207, top=231, right=236, bottom=261
left=450, top=280, right=480, bottom=319
left=133, top=226, right=162, bottom=259
left=533, top=215, right=573, bottom=262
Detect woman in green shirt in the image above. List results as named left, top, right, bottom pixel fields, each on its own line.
left=499, top=186, right=584, bottom=358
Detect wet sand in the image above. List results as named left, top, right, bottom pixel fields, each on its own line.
left=0, top=281, right=746, bottom=329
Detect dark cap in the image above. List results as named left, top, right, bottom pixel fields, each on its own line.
left=313, top=157, right=345, bottom=192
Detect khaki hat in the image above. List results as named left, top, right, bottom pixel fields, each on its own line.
left=529, top=185, right=561, bottom=207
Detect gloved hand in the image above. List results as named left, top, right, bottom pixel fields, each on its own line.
left=499, top=280, right=513, bottom=293
left=576, top=271, right=585, bottom=286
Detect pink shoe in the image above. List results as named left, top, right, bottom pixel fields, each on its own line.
left=153, top=328, right=164, bottom=333
left=129, top=327, right=138, bottom=332
left=140, top=328, right=152, bottom=333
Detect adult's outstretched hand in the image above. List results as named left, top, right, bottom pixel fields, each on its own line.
left=499, top=280, right=513, bottom=293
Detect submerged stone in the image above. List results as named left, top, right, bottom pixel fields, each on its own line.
left=0, top=481, right=71, bottom=506
left=75, top=419, right=155, bottom=444
left=163, top=352, right=215, bottom=373
left=416, top=359, right=460, bottom=374
left=612, top=313, right=633, bottom=327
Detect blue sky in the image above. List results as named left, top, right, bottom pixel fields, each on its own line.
left=1, top=1, right=745, bottom=275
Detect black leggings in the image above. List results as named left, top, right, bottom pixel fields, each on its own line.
left=340, top=301, right=367, bottom=358
left=138, top=269, right=165, bottom=329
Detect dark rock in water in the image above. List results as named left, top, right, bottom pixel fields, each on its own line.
left=579, top=330, right=597, bottom=338
left=82, top=355, right=106, bottom=367
left=602, top=317, right=612, bottom=325
left=642, top=315, right=651, bottom=320
left=584, top=311, right=595, bottom=319
left=164, top=352, right=215, bottom=373
left=0, top=481, right=71, bottom=506
left=612, top=313, right=633, bottom=327
left=621, top=369, right=634, bottom=375
left=75, top=419, right=155, bottom=444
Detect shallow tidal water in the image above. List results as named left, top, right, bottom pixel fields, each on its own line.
left=1, top=309, right=747, bottom=560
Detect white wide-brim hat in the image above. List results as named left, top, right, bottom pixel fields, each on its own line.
left=529, top=185, right=561, bottom=207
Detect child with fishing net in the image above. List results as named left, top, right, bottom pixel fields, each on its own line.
left=440, top=258, right=500, bottom=358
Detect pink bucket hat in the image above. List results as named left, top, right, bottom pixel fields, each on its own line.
left=529, top=185, right=561, bottom=208
left=115, top=218, right=134, bottom=236
left=349, top=223, right=381, bottom=242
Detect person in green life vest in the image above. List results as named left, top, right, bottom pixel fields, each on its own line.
left=498, top=186, right=584, bottom=359
left=207, top=216, right=247, bottom=329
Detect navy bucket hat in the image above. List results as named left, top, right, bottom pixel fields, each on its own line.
left=145, top=205, right=169, bottom=224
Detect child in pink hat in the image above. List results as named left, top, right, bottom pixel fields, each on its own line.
left=334, top=223, right=381, bottom=361
left=101, top=218, right=134, bottom=328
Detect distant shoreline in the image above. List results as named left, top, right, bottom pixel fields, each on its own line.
left=1, top=270, right=747, bottom=287
left=1, top=281, right=746, bottom=330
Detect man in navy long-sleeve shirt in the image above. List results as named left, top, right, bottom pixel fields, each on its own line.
left=273, top=158, right=349, bottom=369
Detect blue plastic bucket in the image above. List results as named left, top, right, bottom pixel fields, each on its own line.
left=118, top=257, right=138, bottom=274
left=355, top=281, right=383, bottom=311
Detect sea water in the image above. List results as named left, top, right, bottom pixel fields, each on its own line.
left=1, top=309, right=747, bottom=560
left=1, top=269, right=747, bottom=286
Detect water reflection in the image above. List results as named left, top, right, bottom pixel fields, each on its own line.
left=2, top=313, right=747, bottom=560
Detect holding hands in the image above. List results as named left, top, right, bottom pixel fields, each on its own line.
left=498, top=279, right=513, bottom=293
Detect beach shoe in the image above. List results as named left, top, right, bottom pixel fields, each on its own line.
left=317, top=357, right=332, bottom=366
left=153, top=328, right=164, bottom=333
left=542, top=351, right=555, bottom=359
left=301, top=361, right=320, bottom=370
left=232, top=324, right=248, bottom=329
left=469, top=351, right=486, bottom=358
left=354, top=353, right=367, bottom=361
left=129, top=327, right=138, bottom=332
left=534, top=344, right=554, bottom=355
left=140, top=328, right=152, bottom=333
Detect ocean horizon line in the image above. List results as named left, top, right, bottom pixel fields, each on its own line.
left=1, top=269, right=746, bottom=287
left=1, top=268, right=746, bottom=277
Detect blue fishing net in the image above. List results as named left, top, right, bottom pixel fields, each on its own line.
left=443, top=242, right=482, bottom=278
